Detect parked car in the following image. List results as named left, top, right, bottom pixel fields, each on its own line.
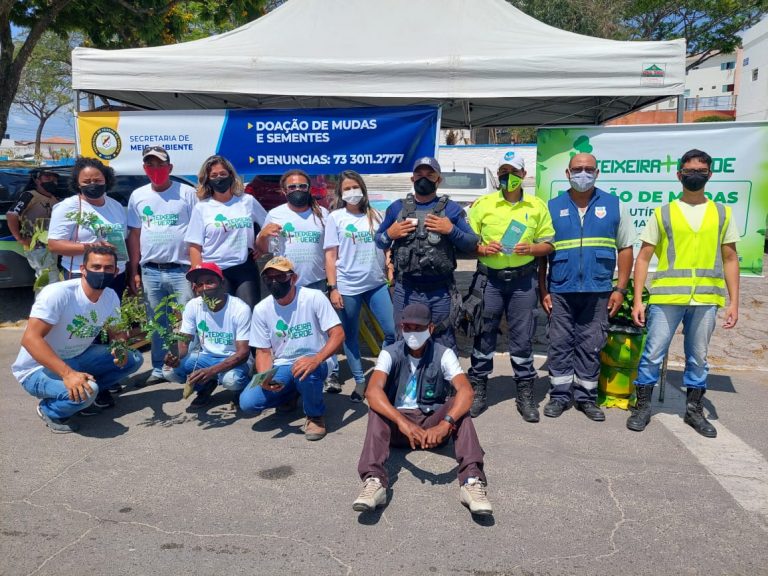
left=244, top=174, right=332, bottom=211
left=0, top=167, right=194, bottom=289
left=438, top=166, right=499, bottom=208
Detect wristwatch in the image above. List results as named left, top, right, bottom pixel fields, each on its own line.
left=327, top=284, right=337, bottom=292
left=443, top=414, right=457, bottom=431
left=613, top=287, right=628, bottom=296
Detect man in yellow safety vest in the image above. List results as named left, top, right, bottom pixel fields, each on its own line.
left=628, top=149, right=740, bottom=438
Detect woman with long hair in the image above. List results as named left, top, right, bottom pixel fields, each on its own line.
left=324, top=170, right=395, bottom=402
left=185, top=155, right=267, bottom=308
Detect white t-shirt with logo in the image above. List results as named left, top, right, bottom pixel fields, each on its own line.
left=250, top=287, right=341, bottom=366
left=323, top=208, right=387, bottom=295
left=12, top=279, right=120, bottom=383
left=185, top=194, right=267, bottom=270
left=180, top=295, right=252, bottom=358
left=127, top=181, right=198, bottom=265
left=48, top=195, right=128, bottom=273
left=373, top=346, right=464, bottom=410
left=265, top=204, right=329, bottom=286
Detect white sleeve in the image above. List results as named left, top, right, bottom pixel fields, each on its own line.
left=249, top=305, right=272, bottom=349
left=440, top=348, right=464, bottom=381
left=315, top=291, right=342, bottom=332
left=184, top=205, right=205, bottom=245
left=616, top=207, right=636, bottom=249
left=373, top=349, right=393, bottom=375
left=234, top=302, right=253, bottom=341
left=180, top=301, right=197, bottom=336
left=126, top=192, right=141, bottom=229
left=638, top=213, right=661, bottom=246
left=29, top=285, right=66, bottom=325
left=722, top=217, right=741, bottom=244
left=249, top=196, right=267, bottom=228
left=47, top=201, right=75, bottom=241
left=322, top=212, right=340, bottom=249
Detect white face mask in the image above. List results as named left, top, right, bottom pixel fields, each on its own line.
left=403, top=330, right=431, bottom=350
left=342, top=187, right=364, bottom=205
left=569, top=170, right=597, bottom=193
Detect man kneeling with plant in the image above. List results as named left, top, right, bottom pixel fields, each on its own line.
left=163, top=262, right=252, bottom=408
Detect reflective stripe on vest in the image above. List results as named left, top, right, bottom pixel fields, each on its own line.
left=552, top=237, right=617, bottom=251
left=649, top=201, right=728, bottom=306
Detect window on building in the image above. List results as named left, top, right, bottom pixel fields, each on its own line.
left=720, top=61, right=736, bottom=70
left=722, top=84, right=735, bottom=93
left=711, top=86, right=716, bottom=90
left=753, top=68, right=759, bottom=81
left=698, top=87, right=704, bottom=91
left=744, top=57, right=750, bottom=66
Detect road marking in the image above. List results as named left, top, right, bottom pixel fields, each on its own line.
left=655, top=385, right=768, bottom=521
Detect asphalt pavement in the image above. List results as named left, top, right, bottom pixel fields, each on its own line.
left=1, top=322, right=767, bottom=575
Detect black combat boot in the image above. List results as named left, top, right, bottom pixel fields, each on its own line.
left=469, top=377, right=488, bottom=418
left=515, top=379, right=539, bottom=423
left=626, top=385, right=654, bottom=432
left=683, top=388, right=717, bottom=438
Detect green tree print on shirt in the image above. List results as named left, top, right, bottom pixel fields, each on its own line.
left=142, top=205, right=154, bottom=227
left=282, top=222, right=295, bottom=243
left=345, top=224, right=358, bottom=244
left=275, top=319, right=289, bottom=338
left=214, top=214, right=229, bottom=232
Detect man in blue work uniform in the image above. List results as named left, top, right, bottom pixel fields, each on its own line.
left=538, top=153, right=634, bottom=421
left=375, top=157, right=479, bottom=349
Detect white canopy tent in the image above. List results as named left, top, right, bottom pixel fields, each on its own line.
left=71, top=0, right=686, bottom=127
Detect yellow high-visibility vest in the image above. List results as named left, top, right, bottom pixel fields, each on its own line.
left=649, top=200, right=729, bottom=307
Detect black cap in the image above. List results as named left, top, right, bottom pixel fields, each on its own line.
left=400, top=303, right=431, bottom=326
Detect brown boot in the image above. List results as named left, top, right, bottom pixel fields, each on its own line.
left=304, top=416, right=327, bottom=441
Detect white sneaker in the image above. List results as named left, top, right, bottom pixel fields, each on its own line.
left=460, top=477, right=493, bottom=516
left=353, top=477, right=386, bottom=512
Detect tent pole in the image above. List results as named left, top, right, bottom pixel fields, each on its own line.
left=676, top=95, right=684, bottom=123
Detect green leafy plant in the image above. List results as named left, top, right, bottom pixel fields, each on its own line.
left=143, top=294, right=186, bottom=355
left=200, top=293, right=221, bottom=311
left=100, top=291, right=148, bottom=364
left=610, top=279, right=650, bottom=332
left=65, top=209, right=113, bottom=239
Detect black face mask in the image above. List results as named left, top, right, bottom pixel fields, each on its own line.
left=414, top=177, right=437, bottom=197
left=680, top=173, right=709, bottom=192
left=84, top=269, right=115, bottom=290
left=40, top=181, right=58, bottom=195
left=286, top=189, right=310, bottom=208
left=81, top=183, right=106, bottom=199
left=266, top=278, right=292, bottom=299
left=498, top=175, right=509, bottom=190
left=209, top=176, right=233, bottom=194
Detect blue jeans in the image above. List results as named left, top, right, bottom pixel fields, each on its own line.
left=239, top=361, right=329, bottom=417
left=21, top=345, right=143, bottom=419
left=163, top=350, right=252, bottom=391
left=338, top=284, right=396, bottom=385
left=634, top=304, right=718, bottom=390
left=142, top=265, right=194, bottom=376
left=304, top=279, right=339, bottom=377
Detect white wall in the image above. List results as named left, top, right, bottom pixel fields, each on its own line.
left=737, top=16, right=768, bottom=121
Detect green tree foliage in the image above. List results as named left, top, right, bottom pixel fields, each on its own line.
left=508, top=0, right=767, bottom=69
left=0, top=0, right=268, bottom=141
left=14, top=32, right=73, bottom=160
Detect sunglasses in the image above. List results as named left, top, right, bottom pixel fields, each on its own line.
left=285, top=183, right=310, bottom=192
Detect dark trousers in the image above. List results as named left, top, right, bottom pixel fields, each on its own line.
left=547, top=291, right=610, bottom=403
left=393, top=281, right=456, bottom=349
left=222, top=259, right=260, bottom=309
left=468, top=271, right=538, bottom=383
left=357, top=398, right=486, bottom=488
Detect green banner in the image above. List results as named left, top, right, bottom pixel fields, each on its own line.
left=536, top=122, right=768, bottom=276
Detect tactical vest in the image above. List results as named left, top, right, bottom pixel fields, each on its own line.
left=383, top=340, right=451, bottom=412
left=649, top=200, right=729, bottom=307
left=547, top=188, right=620, bottom=293
left=393, top=194, right=456, bottom=280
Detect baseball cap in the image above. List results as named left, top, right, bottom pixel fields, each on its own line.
left=261, top=256, right=294, bottom=275
left=400, top=303, right=431, bottom=326
left=499, top=156, right=525, bottom=171
left=142, top=145, right=170, bottom=163
left=186, top=262, right=224, bottom=282
left=412, top=156, right=442, bottom=175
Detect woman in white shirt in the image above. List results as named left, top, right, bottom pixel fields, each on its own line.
left=185, top=155, right=267, bottom=308
left=324, top=171, right=396, bottom=402
left=48, top=157, right=128, bottom=295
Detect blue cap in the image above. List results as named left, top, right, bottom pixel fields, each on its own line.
left=412, top=156, right=441, bottom=175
